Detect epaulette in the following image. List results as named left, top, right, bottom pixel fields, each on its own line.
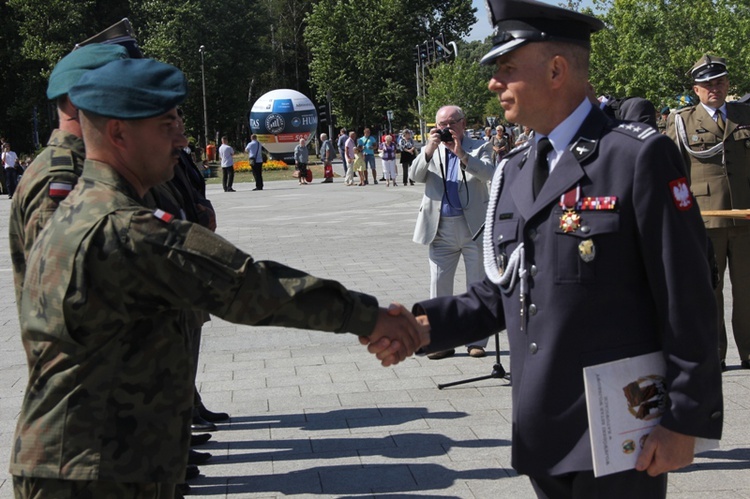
left=505, top=140, right=531, bottom=160
left=728, top=101, right=750, bottom=125
left=49, top=151, right=76, bottom=172
left=611, top=121, right=659, bottom=141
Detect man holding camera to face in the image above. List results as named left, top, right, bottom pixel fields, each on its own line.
left=409, top=105, right=495, bottom=359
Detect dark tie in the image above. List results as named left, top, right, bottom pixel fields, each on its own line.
left=533, top=137, right=554, bottom=199
left=716, top=110, right=725, bottom=132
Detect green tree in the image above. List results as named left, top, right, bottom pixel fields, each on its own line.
left=6, top=0, right=132, bottom=152
left=589, top=0, right=750, bottom=109
left=130, top=0, right=267, bottom=147
left=422, top=58, right=491, bottom=126
left=261, top=0, right=315, bottom=96
left=305, top=0, right=476, bottom=132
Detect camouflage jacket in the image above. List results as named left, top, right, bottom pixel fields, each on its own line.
left=11, top=160, right=379, bottom=483
left=9, top=129, right=84, bottom=309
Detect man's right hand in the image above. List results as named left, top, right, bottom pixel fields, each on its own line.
left=423, top=128, right=441, bottom=161
left=359, top=304, right=430, bottom=366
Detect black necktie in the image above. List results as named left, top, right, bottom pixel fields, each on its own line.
left=533, top=137, right=554, bottom=199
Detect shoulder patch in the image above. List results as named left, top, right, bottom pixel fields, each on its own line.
left=612, top=122, right=658, bottom=141
left=153, top=209, right=175, bottom=223
left=48, top=182, right=74, bottom=199
left=49, top=153, right=75, bottom=172
left=669, top=177, right=693, bottom=211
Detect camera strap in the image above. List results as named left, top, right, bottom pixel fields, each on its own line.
left=438, top=145, right=469, bottom=210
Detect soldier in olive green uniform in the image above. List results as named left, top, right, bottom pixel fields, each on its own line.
left=8, top=44, right=129, bottom=309
left=11, top=58, right=427, bottom=498
left=666, top=55, right=750, bottom=370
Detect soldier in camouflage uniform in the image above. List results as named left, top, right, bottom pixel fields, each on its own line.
left=8, top=44, right=129, bottom=310
left=11, top=58, right=427, bottom=498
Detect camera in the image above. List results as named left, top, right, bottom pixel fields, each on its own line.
left=437, top=128, right=454, bottom=143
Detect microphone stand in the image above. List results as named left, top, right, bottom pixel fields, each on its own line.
left=437, top=331, right=509, bottom=389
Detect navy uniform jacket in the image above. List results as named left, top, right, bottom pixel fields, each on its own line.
left=602, top=95, right=658, bottom=129
left=415, top=107, right=723, bottom=477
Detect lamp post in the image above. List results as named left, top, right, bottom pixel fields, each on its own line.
left=199, top=45, right=209, bottom=151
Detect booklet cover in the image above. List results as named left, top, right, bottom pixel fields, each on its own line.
left=583, top=351, right=717, bottom=477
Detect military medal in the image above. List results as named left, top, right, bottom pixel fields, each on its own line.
left=559, top=186, right=581, bottom=233
left=579, top=239, right=596, bottom=262
left=560, top=210, right=581, bottom=233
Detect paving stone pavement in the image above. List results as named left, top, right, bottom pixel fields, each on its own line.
left=0, top=171, right=748, bottom=498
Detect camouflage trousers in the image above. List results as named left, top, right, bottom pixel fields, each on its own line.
left=13, top=476, right=175, bottom=499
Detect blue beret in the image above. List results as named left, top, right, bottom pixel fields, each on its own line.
left=480, top=0, right=605, bottom=65
left=47, top=44, right=129, bottom=100
left=69, top=58, right=187, bottom=119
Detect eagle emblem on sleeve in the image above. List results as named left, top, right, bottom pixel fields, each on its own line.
left=669, top=177, right=693, bottom=211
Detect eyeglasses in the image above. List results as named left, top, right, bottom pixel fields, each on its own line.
left=437, top=118, right=463, bottom=127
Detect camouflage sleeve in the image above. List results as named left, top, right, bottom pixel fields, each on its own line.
left=9, top=169, right=80, bottom=308
left=122, top=211, right=380, bottom=336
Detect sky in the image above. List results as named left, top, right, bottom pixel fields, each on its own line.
left=468, top=0, right=598, bottom=42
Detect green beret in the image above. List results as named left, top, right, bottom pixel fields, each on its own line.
left=47, top=44, right=129, bottom=100
left=69, top=58, right=187, bottom=120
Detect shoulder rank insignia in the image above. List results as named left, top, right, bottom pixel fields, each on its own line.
left=669, top=177, right=693, bottom=211
left=614, top=122, right=658, bottom=141
left=153, top=208, right=175, bottom=223
left=505, top=140, right=531, bottom=161
left=48, top=182, right=73, bottom=199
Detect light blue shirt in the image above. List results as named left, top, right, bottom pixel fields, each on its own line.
left=245, top=140, right=262, bottom=162
left=440, top=149, right=463, bottom=218
left=537, top=97, right=593, bottom=174
left=700, top=102, right=727, bottom=123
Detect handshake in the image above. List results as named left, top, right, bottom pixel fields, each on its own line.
left=359, top=303, right=431, bottom=367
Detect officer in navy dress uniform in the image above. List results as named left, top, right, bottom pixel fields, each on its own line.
left=368, top=0, right=724, bottom=496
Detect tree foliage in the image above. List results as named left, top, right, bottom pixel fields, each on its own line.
left=5, top=0, right=750, bottom=154
left=422, top=58, right=491, bottom=126
left=305, top=0, right=476, bottom=132
left=129, top=0, right=266, bottom=146
left=589, top=0, right=750, bottom=109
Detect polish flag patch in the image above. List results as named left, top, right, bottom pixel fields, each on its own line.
left=669, top=177, right=693, bottom=211
left=48, top=182, right=73, bottom=198
left=153, top=209, right=175, bottom=223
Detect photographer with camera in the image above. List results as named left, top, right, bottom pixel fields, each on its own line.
left=409, top=105, right=495, bottom=359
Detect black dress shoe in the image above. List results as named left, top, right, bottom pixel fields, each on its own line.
left=190, top=433, right=212, bottom=446
left=427, top=349, right=455, bottom=360
left=721, top=360, right=728, bottom=372
left=191, top=415, right=216, bottom=432
left=199, top=406, right=230, bottom=423
left=188, top=449, right=212, bottom=465
left=185, top=464, right=200, bottom=481
left=742, top=360, right=750, bottom=369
